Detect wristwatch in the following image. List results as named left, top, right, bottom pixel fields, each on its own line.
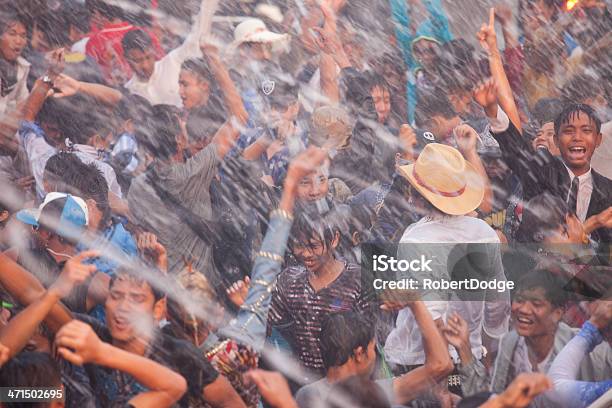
left=41, top=75, right=54, bottom=87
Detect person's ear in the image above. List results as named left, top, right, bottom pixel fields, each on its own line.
left=595, top=132, right=602, bottom=149
left=551, top=306, right=563, bottom=323
left=330, top=230, right=340, bottom=250
left=351, top=231, right=360, bottom=246
left=153, top=297, right=167, bottom=322
left=353, top=346, right=366, bottom=363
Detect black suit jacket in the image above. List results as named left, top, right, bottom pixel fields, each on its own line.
left=492, top=120, right=612, bottom=244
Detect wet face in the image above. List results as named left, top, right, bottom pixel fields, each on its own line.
left=448, top=90, right=472, bottom=116
left=240, top=42, right=272, bottom=61
left=413, top=39, right=440, bottom=70
left=554, top=111, right=602, bottom=175
left=125, top=48, right=156, bottom=81
left=296, top=167, right=329, bottom=202
left=179, top=70, right=210, bottom=111
left=371, top=86, right=391, bottom=124
left=105, top=276, right=162, bottom=345
left=0, top=21, right=27, bottom=62
left=291, top=234, right=337, bottom=274
left=532, top=122, right=560, bottom=156
left=511, top=287, right=562, bottom=338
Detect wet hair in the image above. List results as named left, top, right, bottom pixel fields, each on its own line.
left=367, top=72, right=390, bottom=94
left=122, top=28, right=153, bottom=54
left=554, top=103, right=601, bottom=136
left=109, top=267, right=166, bottom=302
left=44, top=152, right=85, bottom=192
left=532, top=98, right=564, bottom=125
left=562, top=73, right=605, bottom=105
left=320, top=312, right=375, bottom=369
left=326, top=376, right=391, bottom=408
left=514, top=269, right=568, bottom=308
left=64, top=2, right=91, bottom=34
left=37, top=98, right=65, bottom=128
left=34, top=13, right=70, bottom=48
left=0, top=352, right=62, bottom=408
left=0, top=7, right=28, bottom=35
left=88, top=0, right=124, bottom=21
left=135, top=104, right=179, bottom=160
left=414, top=89, right=457, bottom=128
left=515, top=193, right=570, bottom=243
left=288, top=208, right=345, bottom=253
left=181, top=58, right=213, bottom=83
left=68, top=163, right=111, bottom=229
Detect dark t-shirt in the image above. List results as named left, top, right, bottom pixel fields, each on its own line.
left=63, top=314, right=218, bottom=408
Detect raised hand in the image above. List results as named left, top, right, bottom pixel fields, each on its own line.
left=496, top=373, right=552, bottom=408
left=442, top=312, right=471, bottom=361
left=137, top=232, right=168, bottom=272
left=472, top=78, right=498, bottom=117
left=45, top=48, right=65, bottom=80
left=589, top=299, right=612, bottom=331
left=56, top=320, right=105, bottom=365
left=494, top=4, right=513, bottom=27
left=285, top=146, right=330, bottom=185
left=49, top=250, right=99, bottom=299
left=226, top=276, right=250, bottom=308
left=398, top=124, right=418, bottom=161
left=51, top=74, right=81, bottom=99
left=454, top=123, right=479, bottom=156
left=477, top=8, right=498, bottom=54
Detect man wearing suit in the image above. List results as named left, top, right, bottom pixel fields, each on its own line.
left=475, top=86, right=611, bottom=247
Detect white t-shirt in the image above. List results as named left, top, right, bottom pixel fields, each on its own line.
left=384, top=215, right=510, bottom=365
left=124, top=1, right=207, bottom=107
left=18, top=123, right=122, bottom=200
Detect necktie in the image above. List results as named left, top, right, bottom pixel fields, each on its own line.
left=567, top=177, right=579, bottom=215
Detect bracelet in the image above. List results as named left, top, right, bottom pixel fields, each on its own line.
left=257, top=251, right=284, bottom=262
left=271, top=209, right=294, bottom=222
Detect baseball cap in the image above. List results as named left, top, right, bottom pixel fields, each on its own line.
left=309, top=105, right=354, bottom=149
left=16, top=192, right=89, bottom=240
left=258, top=72, right=299, bottom=110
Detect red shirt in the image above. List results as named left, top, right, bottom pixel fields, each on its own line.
left=86, top=22, right=164, bottom=85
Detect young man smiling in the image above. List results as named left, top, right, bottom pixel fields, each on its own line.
left=475, top=80, right=612, bottom=245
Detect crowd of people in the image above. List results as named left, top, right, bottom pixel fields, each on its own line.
left=0, top=0, right=610, bottom=407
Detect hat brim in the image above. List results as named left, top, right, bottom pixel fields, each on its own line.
left=233, top=31, right=288, bottom=48
left=398, top=162, right=485, bottom=216
left=16, top=208, right=40, bottom=227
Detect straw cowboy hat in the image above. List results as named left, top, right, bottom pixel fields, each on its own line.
left=398, top=143, right=485, bottom=215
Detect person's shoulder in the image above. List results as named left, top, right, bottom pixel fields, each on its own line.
left=592, top=170, right=612, bottom=192
left=278, top=266, right=308, bottom=287
left=460, top=216, right=500, bottom=241
left=16, top=56, right=30, bottom=68
left=295, top=379, right=329, bottom=407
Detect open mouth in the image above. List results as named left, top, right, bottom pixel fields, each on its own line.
left=113, top=316, right=130, bottom=330
left=516, top=316, right=534, bottom=326
left=567, top=146, right=587, bottom=160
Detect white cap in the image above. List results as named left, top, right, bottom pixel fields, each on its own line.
left=232, top=18, right=288, bottom=46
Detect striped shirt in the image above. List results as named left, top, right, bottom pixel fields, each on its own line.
left=268, top=261, right=369, bottom=378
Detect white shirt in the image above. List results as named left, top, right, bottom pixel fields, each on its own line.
left=124, top=0, right=207, bottom=107
left=71, top=37, right=90, bottom=54
left=0, top=57, right=30, bottom=115
left=384, top=215, right=510, bottom=365
left=563, top=164, right=593, bottom=222
left=592, top=121, right=612, bottom=180
left=19, top=124, right=122, bottom=200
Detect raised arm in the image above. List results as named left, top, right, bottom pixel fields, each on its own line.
left=390, top=301, right=454, bottom=404
left=52, top=74, right=123, bottom=107
left=0, top=250, right=98, bottom=356
left=201, top=43, right=248, bottom=125
left=477, top=8, right=521, bottom=132
left=56, top=320, right=187, bottom=408
left=220, top=146, right=331, bottom=349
